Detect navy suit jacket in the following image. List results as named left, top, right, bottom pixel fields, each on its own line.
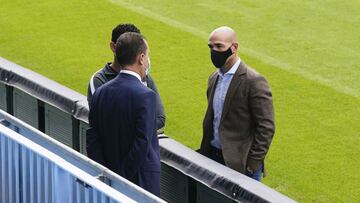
left=86, top=73, right=160, bottom=196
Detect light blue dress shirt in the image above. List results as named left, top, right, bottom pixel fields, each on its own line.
left=211, top=59, right=241, bottom=149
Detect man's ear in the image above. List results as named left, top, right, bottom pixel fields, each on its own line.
left=231, top=42, right=239, bottom=53
left=110, top=42, right=116, bottom=53
left=139, top=53, right=146, bottom=66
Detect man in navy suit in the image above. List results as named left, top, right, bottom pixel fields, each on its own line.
left=86, top=32, right=160, bottom=196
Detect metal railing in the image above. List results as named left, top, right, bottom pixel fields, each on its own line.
left=0, top=57, right=297, bottom=203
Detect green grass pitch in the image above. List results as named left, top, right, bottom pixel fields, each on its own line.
left=1, top=0, right=359, bottom=202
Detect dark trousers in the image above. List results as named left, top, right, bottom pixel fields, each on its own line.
left=209, top=146, right=263, bottom=181
left=209, top=146, right=225, bottom=165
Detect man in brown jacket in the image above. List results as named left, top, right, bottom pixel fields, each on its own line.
left=199, top=26, right=275, bottom=181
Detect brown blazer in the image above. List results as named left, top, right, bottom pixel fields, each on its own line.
left=200, top=61, right=275, bottom=175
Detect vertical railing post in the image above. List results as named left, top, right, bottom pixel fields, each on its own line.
left=72, top=117, right=80, bottom=152
left=6, top=85, right=13, bottom=115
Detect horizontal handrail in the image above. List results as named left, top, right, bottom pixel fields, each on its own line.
left=0, top=57, right=89, bottom=123
left=160, top=138, right=296, bottom=203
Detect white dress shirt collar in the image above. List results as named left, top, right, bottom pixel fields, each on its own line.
left=219, top=58, right=241, bottom=77
left=120, top=70, right=142, bottom=83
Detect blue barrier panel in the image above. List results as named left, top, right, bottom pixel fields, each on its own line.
left=0, top=124, right=138, bottom=203
left=0, top=110, right=166, bottom=203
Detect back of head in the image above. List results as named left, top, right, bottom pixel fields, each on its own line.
left=112, top=23, right=141, bottom=43
left=115, top=32, right=147, bottom=67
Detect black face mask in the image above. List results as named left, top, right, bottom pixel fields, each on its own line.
left=210, top=46, right=233, bottom=68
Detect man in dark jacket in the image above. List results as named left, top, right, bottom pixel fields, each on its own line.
left=87, top=23, right=165, bottom=132
left=200, top=26, right=275, bottom=181
left=87, top=32, right=160, bottom=195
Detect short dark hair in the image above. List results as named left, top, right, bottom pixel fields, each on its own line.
left=115, top=32, right=147, bottom=67
left=111, top=23, right=140, bottom=43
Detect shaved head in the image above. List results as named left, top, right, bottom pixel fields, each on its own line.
left=209, top=26, right=238, bottom=44
left=208, top=26, right=239, bottom=52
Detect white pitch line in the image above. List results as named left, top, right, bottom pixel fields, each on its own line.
left=109, top=0, right=360, bottom=99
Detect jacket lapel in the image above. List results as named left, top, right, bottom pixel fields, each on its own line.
left=203, top=72, right=218, bottom=132
left=220, top=61, right=247, bottom=122
left=208, top=73, right=219, bottom=109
